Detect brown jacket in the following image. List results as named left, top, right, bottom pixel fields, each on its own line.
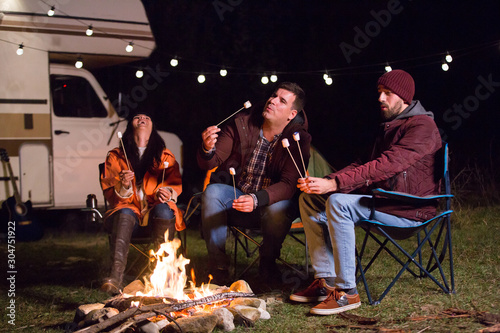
left=197, top=108, right=311, bottom=206
left=328, top=101, right=442, bottom=221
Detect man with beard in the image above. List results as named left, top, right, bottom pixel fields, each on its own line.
left=290, top=70, right=442, bottom=315
left=198, top=82, right=311, bottom=285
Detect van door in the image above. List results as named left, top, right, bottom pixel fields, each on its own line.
left=50, top=64, right=125, bottom=208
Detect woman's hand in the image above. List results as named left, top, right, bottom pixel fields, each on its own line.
left=119, top=170, right=135, bottom=189
left=156, top=187, right=172, bottom=203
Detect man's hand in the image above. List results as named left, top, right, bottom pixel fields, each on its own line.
left=119, top=170, right=135, bottom=189
left=297, top=176, right=338, bottom=194
left=156, top=187, right=172, bottom=203
left=232, top=195, right=255, bottom=212
left=201, top=126, right=221, bottom=151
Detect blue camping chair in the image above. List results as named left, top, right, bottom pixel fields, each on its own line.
left=356, top=142, right=455, bottom=305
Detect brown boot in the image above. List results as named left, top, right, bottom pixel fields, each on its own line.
left=151, top=217, right=176, bottom=249
left=100, top=213, right=136, bottom=295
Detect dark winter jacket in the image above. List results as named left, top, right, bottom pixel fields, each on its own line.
left=328, top=100, right=442, bottom=221
left=197, top=108, right=311, bottom=207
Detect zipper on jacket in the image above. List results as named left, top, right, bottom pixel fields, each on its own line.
left=403, top=171, right=408, bottom=193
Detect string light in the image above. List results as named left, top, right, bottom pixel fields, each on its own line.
left=220, top=68, right=227, bottom=77
left=325, top=76, right=333, bottom=85
left=445, top=52, right=453, bottom=63
left=75, top=57, right=83, bottom=69
left=197, top=74, right=206, bottom=83
left=385, top=64, right=393, bottom=72
left=270, top=74, right=278, bottom=82
left=125, top=42, right=134, bottom=53
left=47, top=6, right=55, bottom=17
left=441, top=62, right=449, bottom=71
left=16, top=43, right=24, bottom=55
left=86, top=25, right=93, bottom=36
left=170, top=58, right=178, bottom=67
left=136, top=68, right=144, bottom=78
left=261, top=75, right=269, bottom=84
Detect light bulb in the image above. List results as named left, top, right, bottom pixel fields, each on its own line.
left=125, top=42, right=134, bottom=53
left=75, top=58, right=83, bottom=69
left=86, top=25, right=93, bottom=36
left=385, top=65, right=392, bottom=72
left=261, top=76, right=269, bottom=84
left=47, top=6, right=55, bottom=16
left=197, top=74, right=206, bottom=83
left=16, top=43, right=24, bottom=55
left=220, top=69, right=227, bottom=77
left=323, top=73, right=329, bottom=80
left=325, top=77, right=333, bottom=85
left=441, top=63, right=449, bottom=71
left=270, top=74, right=278, bottom=82
left=445, top=53, right=453, bottom=63
left=136, top=69, right=144, bottom=78
left=170, top=58, right=178, bottom=67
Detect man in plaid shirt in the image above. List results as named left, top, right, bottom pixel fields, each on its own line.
left=198, top=82, right=311, bottom=285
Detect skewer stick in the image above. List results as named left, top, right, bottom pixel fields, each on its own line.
left=216, top=101, right=252, bottom=127
left=282, top=139, right=304, bottom=178
left=117, top=131, right=131, bottom=170
left=162, top=161, right=169, bottom=184
left=293, top=132, right=307, bottom=177
left=229, top=168, right=237, bottom=200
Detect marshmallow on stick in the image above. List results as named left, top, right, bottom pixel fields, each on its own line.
left=117, top=131, right=131, bottom=170
left=161, top=161, right=169, bottom=184
left=293, top=132, right=307, bottom=177
left=282, top=138, right=304, bottom=178
left=216, top=100, right=252, bottom=127
left=229, top=167, right=237, bottom=200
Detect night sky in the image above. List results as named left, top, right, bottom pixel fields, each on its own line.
left=95, top=0, right=500, bottom=200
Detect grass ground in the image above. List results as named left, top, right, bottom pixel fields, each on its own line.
left=0, top=205, right=499, bottom=332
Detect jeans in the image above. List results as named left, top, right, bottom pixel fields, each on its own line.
left=202, top=183, right=298, bottom=269
left=299, top=192, right=421, bottom=289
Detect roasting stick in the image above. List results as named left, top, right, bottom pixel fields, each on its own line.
left=161, top=161, right=169, bottom=184
left=293, top=132, right=308, bottom=178
left=117, top=131, right=131, bottom=170
left=229, top=167, right=237, bottom=200
left=282, top=138, right=304, bottom=179
left=216, top=101, right=252, bottom=127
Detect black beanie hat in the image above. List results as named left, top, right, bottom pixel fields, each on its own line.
left=377, top=69, right=415, bottom=104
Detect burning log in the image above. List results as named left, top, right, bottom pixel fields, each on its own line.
left=74, top=292, right=255, bottom=333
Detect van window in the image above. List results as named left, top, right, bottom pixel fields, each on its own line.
left=50, top=75, right=107, bottom=118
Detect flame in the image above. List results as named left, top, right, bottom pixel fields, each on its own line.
left=136, top=230, right=216, bottom=303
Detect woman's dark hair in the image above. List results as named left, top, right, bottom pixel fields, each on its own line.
left=120, top=117, right=165, bottom=184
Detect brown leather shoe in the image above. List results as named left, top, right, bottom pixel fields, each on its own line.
left=310, top=282, right=361, bottom=315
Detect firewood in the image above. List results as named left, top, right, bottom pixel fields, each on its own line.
left=75, top=292, right=255, bottom=333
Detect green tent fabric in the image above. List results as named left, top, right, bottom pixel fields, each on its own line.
left=307, top=146, right=335, bottom=178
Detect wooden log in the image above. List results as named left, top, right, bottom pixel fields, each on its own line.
left=75, top=292, right=255, bottom=333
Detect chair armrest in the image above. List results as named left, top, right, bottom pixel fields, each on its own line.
left=372, top=188, right=453, bottom=204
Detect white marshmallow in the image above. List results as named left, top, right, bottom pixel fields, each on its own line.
left=117, top=131, right=122, bottom=139
left=229, top=167, right=236, bottom=175
left=293, top=132, right=300, bottom=141
left=164, top=162, right=169, bottom=168
left=244, top=101, right=252, bottom=109
left=282, top=138, right=290, bottom=148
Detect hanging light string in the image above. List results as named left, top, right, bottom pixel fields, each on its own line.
left=3, top=1, right=499, bottom=77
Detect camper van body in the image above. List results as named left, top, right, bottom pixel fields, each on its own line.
left=0, top=1, right=181, bottom=210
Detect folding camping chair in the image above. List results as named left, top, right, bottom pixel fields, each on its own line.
left=230, top=146, right=335, bottom=279
left=355, top=142, right=455, bottom=305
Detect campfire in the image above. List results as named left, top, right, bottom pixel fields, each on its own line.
left=71, top=233, right=270, bottom=333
